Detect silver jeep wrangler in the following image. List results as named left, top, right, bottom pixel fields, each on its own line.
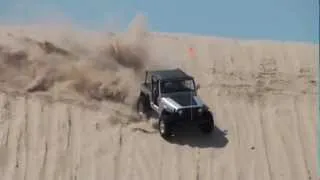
left=136, top=68, right=214, bottom=139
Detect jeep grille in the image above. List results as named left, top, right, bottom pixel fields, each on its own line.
left=179, top=107, right=201, bottom=120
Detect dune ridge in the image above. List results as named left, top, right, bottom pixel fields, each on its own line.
left=0, top=15, right=318, bottom=180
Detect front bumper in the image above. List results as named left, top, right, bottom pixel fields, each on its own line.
left=168, top=107, right=208, bottom=124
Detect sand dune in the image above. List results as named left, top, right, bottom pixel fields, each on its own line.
left=0, top=17, right=318, bottom=180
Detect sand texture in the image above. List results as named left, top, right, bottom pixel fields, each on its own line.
left=0, top=19, right=318, bottom=180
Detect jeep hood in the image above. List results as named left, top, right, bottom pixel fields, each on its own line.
left=161, top=93, right=204, bottom=109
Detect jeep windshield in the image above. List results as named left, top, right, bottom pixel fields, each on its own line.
left=160, top=79, right=195, bottom=94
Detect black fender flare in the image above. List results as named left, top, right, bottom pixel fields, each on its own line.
left=138, top=92, right=150, bottom=107
left=159, top=109, right=177, bottom=123
left=160, top=110, right=170, bottom=120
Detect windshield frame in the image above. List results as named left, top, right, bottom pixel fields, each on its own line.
left=159, top=78, right=196, bottom=94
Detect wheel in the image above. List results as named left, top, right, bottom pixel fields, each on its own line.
left=159, top=114, right=172, bottom=139
left=136, top=95, right=148, bottom=119
left=199, top=111, right=214, bottom=134
left=137, top=97, right=143, bottom=113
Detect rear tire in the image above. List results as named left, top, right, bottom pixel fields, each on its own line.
left=136, top=95, right=150, bottom=119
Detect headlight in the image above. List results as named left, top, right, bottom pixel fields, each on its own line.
left=178, top=109, right=183, bottom=115
left=198, top=108, right=203, bottom=114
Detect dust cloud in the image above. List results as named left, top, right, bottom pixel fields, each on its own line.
left=0, top=14, right=171, bottom=109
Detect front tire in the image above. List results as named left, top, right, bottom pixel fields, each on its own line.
left=199, top=111, right=214, bottom=134
left=159, top=114, right=172, bottom=139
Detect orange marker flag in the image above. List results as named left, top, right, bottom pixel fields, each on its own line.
left=188, top=47, right=196, bottom=59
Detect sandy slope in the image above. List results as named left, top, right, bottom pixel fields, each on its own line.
left=0, top=21, right=318, bottom=180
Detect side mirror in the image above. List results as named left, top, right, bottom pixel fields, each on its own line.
left=196, top=83, right=200, bottom=90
